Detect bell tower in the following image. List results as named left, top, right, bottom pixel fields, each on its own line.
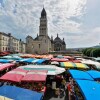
left=39, top=7, right=48, bottom=36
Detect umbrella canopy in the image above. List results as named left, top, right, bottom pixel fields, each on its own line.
left=68, top=69, right=94, bottom=81
left=93, top=57, right=100, bottom=62
left=19, top=65, right=65, bottom=75
left=51, top=61, right=59, bottom=65
left=51, top=58, right=68, bottom=62
left=0, top=85, right=43, bottom=100
left=0, top=68, right=28, bottom=82
left=87, top=70, right=100, bottom=80
left=76, top=80, right=100, bottom=100
left=56, top=55, right=64, bottom=58
left=0, top=59, right=12, bottom=63
left=18, top=58, right=35, bottom=63
left=0, top=63, right=15, bottom=71
left=0, top=56, right=12, bottom=59
left=1, top=55, right=21, bottom=59
left=81, top=59, right=100, bottom=69
left=22, top=70, right=48, bottom=82
left=32, top=59, right=48, bottom=64
left=60, top=62, right=89, bottom=69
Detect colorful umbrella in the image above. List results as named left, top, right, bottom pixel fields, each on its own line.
left=0, top=85, right=43, bottom=100
left=19, top=65, right=65, bottom=75
left=22, top=70, right=48, bottom=82
left=0, top=63, right=15, bottom=71
left=60, top=62, right=89, bottom=69
left=0, top=68, right=28, bottom=82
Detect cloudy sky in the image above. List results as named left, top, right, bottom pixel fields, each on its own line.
left=0, top=0, right=100, bottom=48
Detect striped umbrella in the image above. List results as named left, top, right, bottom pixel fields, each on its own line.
left=60, top=62, right=89, bottom=69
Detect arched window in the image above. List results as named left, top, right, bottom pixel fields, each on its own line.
left=39, top=44, right=40, bottom=48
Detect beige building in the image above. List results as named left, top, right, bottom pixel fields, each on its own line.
left=26, top=8, right=52, bottom=54
left=26, top=8, right=66, bottom=54
left=0, top=32, right=26, bottom=53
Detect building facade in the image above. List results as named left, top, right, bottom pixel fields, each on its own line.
left=26, top=8, right=66, bottom=54
left=53, top=34, right=66, bottom=51
left=0, top=32, right=26, bottom=53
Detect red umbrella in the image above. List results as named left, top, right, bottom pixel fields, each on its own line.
left=0, top=63, right=15, bottom=71
left=22, top=70, right=48, bottom=82
left=0, top=68, right=28, bottom=82
left=51, top=58, right=68, bottom=62
left=72, top=60, right=81, bottom=63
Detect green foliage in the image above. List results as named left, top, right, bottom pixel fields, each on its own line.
left=82, top=48, right=100, bottom=57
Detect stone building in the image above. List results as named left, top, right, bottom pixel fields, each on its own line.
left=26, top=8, right=66, bottom=54
left=0, top=32, right=26, bottom=53
left=53, top=34, right=66, bottom=51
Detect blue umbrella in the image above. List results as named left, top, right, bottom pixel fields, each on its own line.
left=87, top=70, right=100, bottom=80
left=18, top=58, right=35, bottom=63
left=0, top=59, right=12, bottom=63
left=68, top=69, right=94, bottom=81
left=76, top=80, right=100, bottom=100
left=0, top=85, right=43, bottom=100
left=34, top=59, right=47, bottom=64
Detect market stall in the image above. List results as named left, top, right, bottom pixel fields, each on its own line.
left=60, top=62, right=89, bottom=69
left=0, top=85, right=43, bottom=100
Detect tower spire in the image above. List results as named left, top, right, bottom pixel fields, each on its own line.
left=41, top=7, right=46, bottom=18
left=57, top=33, right=58, bottom=37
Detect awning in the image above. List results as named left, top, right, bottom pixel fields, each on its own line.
left=0, top=59, right=12, bottom=63
left=0, top=68, right=28, bottom=82
left=0, top=85, right=43, bottom=100
left=0, top=55, right=22, bottom=60
left=76, top=80, right=100, bottom=100
left=60, top=62, right=89, bottom=69
left=32, top=59, right=48, bottom=64
left=68, top=69, right=94, bottom=81
left=18, top=58, right=35, bottom=63
left=22, top=70, right=48, bottom=82
left=51, top=61, right=59, bottom=65
left=19, top=65, right=65, bottom=75
left=51, top=58, right=68, bottom=62
left=87, top=70, right=100, bottom=80
left=81, top=60, right=100, bottom=69
left=0, top=63, right=15, bottom=71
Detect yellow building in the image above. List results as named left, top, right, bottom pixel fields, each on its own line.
left=0, top=32, right=26, bottom=53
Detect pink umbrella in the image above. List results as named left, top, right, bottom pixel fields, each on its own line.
left=22, top=70, right=48, bottom=82
left=0, top=68, right=28, bottom=82
left=51, top=58, right=68, bottom=62
left=0, top=63, right=15, bottom=71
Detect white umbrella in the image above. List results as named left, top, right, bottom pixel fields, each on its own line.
left=51, top=61, right=59, bottom=65
left=81, top=59, right=100, bottom=69
left=19, top=65, right=65, bottom=75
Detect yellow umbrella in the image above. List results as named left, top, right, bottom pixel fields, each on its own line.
left=60, top=62, right=89, bottom=69
left=60, top=62, right=75, bottom=68
left=75, top=63, right=89, bottom=69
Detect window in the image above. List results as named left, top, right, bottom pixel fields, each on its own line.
left=3, top=37, right=4, bottom=40
left=3, top=47, right=4, bottom=51
left=39, top=44, right=40, bottom=48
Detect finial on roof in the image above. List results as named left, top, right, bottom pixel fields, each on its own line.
left=51, top=35, right=53, bottom=40
left=37, top=34, right=38, bottom=37
left=57, top=34, right=58, bottom=37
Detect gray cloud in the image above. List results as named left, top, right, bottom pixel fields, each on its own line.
left=0, top=0, right=87, bottom=47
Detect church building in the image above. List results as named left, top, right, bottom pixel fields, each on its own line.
left=26, top=8, right=66, bottom=54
